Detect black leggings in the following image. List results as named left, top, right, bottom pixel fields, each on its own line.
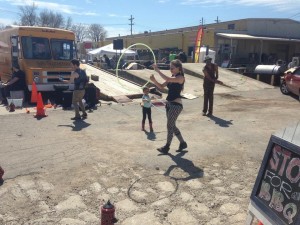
left=166, top=102, right=184, bottom=144
left=142, top=107, right=152, bottom=123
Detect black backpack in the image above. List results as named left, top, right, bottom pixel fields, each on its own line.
left=84, top=83, right=100, bottom=109
left=76, top=69, right=88, bottom=90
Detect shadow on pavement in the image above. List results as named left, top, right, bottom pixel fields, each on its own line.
left=163, top=151, right=204, bottom=181
left=144, top=130, right=156, bottom=140
left=58, top=120, right=91, bottom=131
left=209, top=115, right=233, bottom=127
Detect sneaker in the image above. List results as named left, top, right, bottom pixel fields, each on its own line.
left=206, top=113, right=213, bottom=117
left=157, top=145, right=170, bottom=154
left=82, top=113, right=88, bottom=119
left=202, top=112, right=206, bottom=116
left=71, top=116, right=81, bottom=120
left=177, top=141, right=187, bottom=152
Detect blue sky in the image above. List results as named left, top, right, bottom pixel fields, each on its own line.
left=0, top=0, right=299, bottom=38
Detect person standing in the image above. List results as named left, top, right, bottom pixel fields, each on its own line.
left=103, top=54, right=111, bottom=69
left=150, top=59, right=187, bottom=154
left=61, top=59, right=88, bottom=120
left=0, top=63, right=26, bottom=105
left=202, top=56, right=219, bottom=117
left=288, top=57, right=299, bottom=69
left=141, top=87, right=153, bottom=132
left=177, top=52, right=187, bottom=63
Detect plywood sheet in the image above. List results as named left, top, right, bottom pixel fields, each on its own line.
left=112, top=95, right=132, bottom=103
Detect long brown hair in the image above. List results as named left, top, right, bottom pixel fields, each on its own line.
left=171, top=59, right=184, bottom=76
left=170, top=59, right=185, bottom=91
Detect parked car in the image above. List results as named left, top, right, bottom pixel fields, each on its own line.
left=280, top=67, right=300, bottom=100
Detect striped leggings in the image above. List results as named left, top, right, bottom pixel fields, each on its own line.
left=165, top=102, right=184, bottom=145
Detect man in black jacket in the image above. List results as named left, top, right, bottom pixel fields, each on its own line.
left=0, top=64, right=26, bottom=105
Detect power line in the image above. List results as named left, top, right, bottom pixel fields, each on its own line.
left=289, top=12, right=300, bottom=19
left=101, top=24, right=128, bottom=26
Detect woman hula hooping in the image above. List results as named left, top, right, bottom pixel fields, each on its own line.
left=150, top=59, right=187, bottom=154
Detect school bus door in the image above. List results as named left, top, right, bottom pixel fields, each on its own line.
left=11, top=35, right=19, bottom=65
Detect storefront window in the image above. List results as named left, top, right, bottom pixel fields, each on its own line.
left=228, top=24, right=235, bottom=30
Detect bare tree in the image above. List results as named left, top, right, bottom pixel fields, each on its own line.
left=38, top=10, right=65, bottom=28
left=65, top=17, right=72, bottom=30
left=71, top=24, right=88, bottom=42
left=38, top=10, right=51, bottom=27
left=19, top=3, right=38, bottom=26
left=51, top=12, right=64, bottom=28
left=17, top=5, right=72, bottom=29
left=87, top=24, right=107, bottom=42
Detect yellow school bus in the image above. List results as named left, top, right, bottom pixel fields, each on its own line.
left=0, top=26, right=76, bottom=92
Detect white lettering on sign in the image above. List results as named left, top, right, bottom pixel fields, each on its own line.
left=283, top=203, right=297, bottom=224
left=258, top=144, right=300, bottom=224
left=286, top=158, right=300, bottom=184
left=264, top=170, right=293, bottom=199
left=259, top=181, right=271, bottom=201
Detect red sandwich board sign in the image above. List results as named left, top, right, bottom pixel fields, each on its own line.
left=247, top=124, right=300, bottom=225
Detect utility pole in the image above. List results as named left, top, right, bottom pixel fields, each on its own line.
left=215, top=16, right=220, bottom=23
left=129, top=15, right=134, bottom=35
left=200, top=17, right=204, bottom=26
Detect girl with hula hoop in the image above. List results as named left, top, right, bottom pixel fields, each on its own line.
left=150, top=59, right=187, bottom=154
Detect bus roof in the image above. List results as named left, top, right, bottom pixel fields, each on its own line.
left=3, top=25, right=75, bottom=36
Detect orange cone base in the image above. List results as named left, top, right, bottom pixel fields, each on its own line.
left=44, top=104, right=52, bottom=108
left=34, top=108, right=47, bottom=118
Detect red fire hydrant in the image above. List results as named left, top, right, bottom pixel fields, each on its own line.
left=0, top=166, right=4, bottom=181
left=101, top=200, right=117, bottom=225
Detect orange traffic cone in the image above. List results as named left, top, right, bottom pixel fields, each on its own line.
left=44, top=99, right=52, bottom=108
left=257, top=221, right=264, bottom=225
left=31, top=81, right=38, bottom=103
left=34, top=92, right=47, bottom=118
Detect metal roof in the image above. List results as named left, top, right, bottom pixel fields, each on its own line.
left=216, top=33, right=300, bottom=42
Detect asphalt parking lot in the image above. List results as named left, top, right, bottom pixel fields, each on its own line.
left=0, top=66, right=299, bottom=224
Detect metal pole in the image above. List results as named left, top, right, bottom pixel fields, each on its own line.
left=230, top=38, right=233, bottom=61
left=260, top=40, right=263, bottom=64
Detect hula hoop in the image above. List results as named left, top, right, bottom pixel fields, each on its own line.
left=115, top=43, right=156, bottom=89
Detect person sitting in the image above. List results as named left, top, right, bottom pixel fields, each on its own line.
left=0, top=64, right=26, bottom=105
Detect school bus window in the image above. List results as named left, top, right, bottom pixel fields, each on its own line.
left=21, top=37, right=51, bottom=60
left=51, top=39, right=74, bottom=60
